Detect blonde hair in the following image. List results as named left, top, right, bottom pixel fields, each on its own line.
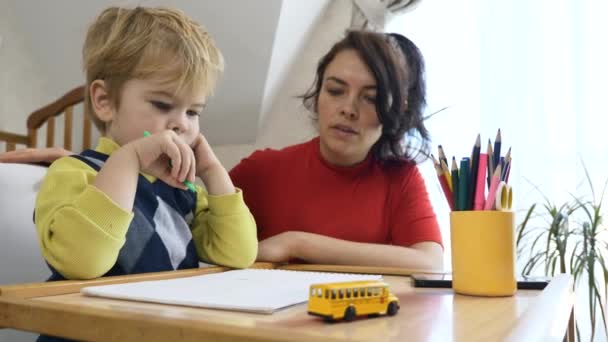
left=82, top=6, right=224, bottom=133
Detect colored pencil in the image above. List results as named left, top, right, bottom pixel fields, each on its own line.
left=432, top=154, right=454, bottom=210
left=502, top=147, right=511, bottom=181
left=493, top=128, right=502, bottom=172
left=440, top=158, right=452, bottom=191
left=458, top=158, right=470, bottom=211
left=473, top=153, right=488, bottom=210
left=439, top=174, right=454, bottom=210
left=438, top=145, right=448, bottom=168
left=437, top=146, right=452, bottom=190
left=468, top=134, right=481, bottom=210
left=486, top=139, right=494, bottom=188
left=484, top=164, right=503, bottom=210
left=451, top=157, right=459, bottom=210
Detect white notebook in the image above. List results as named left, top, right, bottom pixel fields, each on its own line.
left=81, top=269, right=382, bottom=314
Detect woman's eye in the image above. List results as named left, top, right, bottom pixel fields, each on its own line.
left=364, top=95, right=377, bottom=104
left=326, top=88, right=343, bottom=96
left=151, top=101, right=172, bottom=112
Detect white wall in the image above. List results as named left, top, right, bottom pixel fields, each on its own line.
left=215, top=0, right=353, bottom=171
left=256, top=0, right=352, bottom=150
left=259, top=0, right=331, bottom=127
left=0, top=1, right=54, bottom=135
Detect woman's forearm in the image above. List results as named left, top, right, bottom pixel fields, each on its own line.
left=292, top=232, right=444, bottom=270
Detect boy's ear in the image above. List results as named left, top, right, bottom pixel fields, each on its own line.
left=89, top=80, right=114, bottom=123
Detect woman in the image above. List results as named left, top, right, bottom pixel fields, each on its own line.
left=229, top=31, right=443, bottom=270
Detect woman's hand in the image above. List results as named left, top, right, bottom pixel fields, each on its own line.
left=256, top=231, right=300, bottom=263
left=0, top=147, right=72, bottom=164
left=257, top=231, right=444, bottom=269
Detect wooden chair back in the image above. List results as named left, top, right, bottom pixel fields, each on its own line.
left=0, top=86, right=91, bottom=152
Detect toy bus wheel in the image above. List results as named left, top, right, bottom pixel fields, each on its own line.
left=344, top=306, right=356, bottom=322
left=387, top=301, right=399, bottom=316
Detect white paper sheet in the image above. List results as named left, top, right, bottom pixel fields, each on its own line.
left=81, top=269, right=382, bottom=314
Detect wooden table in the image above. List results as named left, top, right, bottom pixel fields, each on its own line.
left=0, top=263, right=575, bottom=341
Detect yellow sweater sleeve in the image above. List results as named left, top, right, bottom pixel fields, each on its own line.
left=35, top=157, right=133, bottom=279
left=191, top=187, right=257, bottom=268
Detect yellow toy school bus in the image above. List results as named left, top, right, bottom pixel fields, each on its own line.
left=307, top=280, right=400, bottom=322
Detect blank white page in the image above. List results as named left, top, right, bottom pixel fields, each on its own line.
left=81, top=269, right=382, bottom=314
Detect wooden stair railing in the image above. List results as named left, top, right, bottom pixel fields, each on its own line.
left=0, top=86, right=89, bottom=152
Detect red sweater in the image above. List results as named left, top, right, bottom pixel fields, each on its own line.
left=230, top=137, right=442, bottom=247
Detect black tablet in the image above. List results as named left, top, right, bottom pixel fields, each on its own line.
left=411, top=274, right=550, bottom=290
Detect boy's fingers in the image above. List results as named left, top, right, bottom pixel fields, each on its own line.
left=183, top=149, right=192, bottom=183
left=159, top=173, right=187, bottom=190
left=163, top=139, right=182, bottom=179
left=175, top=142, right=192, bottom=182
left=192, top=134, right=206, bottom=148
left=161, top=167, right=187, bottom=190
left=198, top=134, right=211, bottom=148
left=189, top=152, right=196, bottom=183
left=186, top=146, right=195, bottom=183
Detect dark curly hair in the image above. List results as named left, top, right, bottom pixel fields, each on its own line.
left=301, top=30, right=431, bottom=165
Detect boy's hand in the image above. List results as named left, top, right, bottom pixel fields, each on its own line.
left=129, top=130, right=196, bottom=190
left=191, top=133, right=235, bottom=195
left=191, top=133, right=221, bottom=177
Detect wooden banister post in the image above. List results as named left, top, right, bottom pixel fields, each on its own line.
left=64, top=106, right=73, bottom=150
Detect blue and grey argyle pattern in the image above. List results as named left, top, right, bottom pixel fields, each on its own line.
left=44, top=149, right=200, bottom=281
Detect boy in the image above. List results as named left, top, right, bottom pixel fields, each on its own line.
left=35, top=6, right=257, bottom=285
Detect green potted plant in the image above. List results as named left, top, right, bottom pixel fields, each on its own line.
left=517, top=167, right=608, bottom=341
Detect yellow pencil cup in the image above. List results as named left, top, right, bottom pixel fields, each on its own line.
left=450, top=210, right=516, bottom=296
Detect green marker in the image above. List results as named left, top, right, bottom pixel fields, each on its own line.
left=143, top=131, right=197, bottom=193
